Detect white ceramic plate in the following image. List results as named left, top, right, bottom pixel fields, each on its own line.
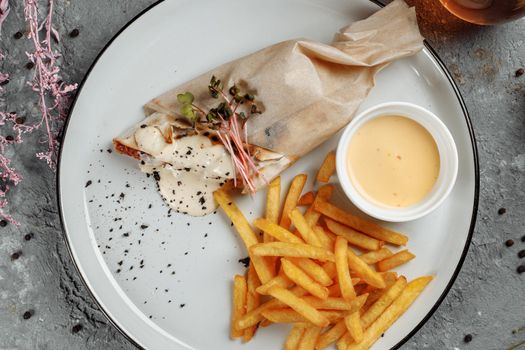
left=58, top=0, right=479, bottom=349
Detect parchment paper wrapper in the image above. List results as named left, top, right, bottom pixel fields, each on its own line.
left=116, top=0, right=424, bottom=189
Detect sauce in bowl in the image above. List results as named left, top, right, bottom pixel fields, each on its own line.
left=347, top=115, right=440, bottom=208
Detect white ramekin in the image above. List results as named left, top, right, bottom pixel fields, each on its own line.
left=336, top=102, right=458, bottom=222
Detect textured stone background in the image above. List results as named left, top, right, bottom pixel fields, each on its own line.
left=0, top=0, right=523, bottom=349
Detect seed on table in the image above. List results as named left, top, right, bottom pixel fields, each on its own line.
left=69, top=28, right=80, bottom=38
left=517, top=265, right=525, bottom=274
left=521, top=235, right=525, bottom=242
left=22, top=310, right=33, bottom=320
left=25, top=62, right=35, bottom=70
left=13, top=31, right=23, bottom=39
left=15, top=117, right=26, bottom=124
left=464, top=334, right=473, bottom=343
left=518, top=250, right=525, bottom=259
left=5, top=135, right=14, bottom=141
left=515, top=68, right=524, bottom=77
left=0, top=78, right=8, bottom=86
left=505, top=239, right=514, bottom=247
left=10, top=251, right=21, bottom=260
left=498, top=207, right=506, bottom=215
left=0, top=220, right=7, bottom=227
left=72, top=324, right=83, bottom=333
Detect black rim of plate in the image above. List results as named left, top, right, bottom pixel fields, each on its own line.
left=56, top=0, right=480, bottom=349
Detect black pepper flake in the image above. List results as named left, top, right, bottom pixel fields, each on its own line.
left=505, top=239, right=514, bottom=247
left=179, top=303, right=185, bottom=308
left=177, top=181, right=182, bottom=186
left=498, top=207, right=506, bottom=215
left=518, top=265, right=525, bottom=274
left=238, top=256, right=250, bottom=268
left=116, top=269, right=121, bottom=273
left=515, top=68, right=524, bottom=77
left=14, top=31, right=23, bottom=39
left=117, top=260, right=123, bottom=266
left=123, top=232, right=129, bottom=237
left=11, top=251, right=22, bottom=260
left=85, top=180, right=92, bottom=188
left=186, top=150, right=192, bottom=155
left=140, top=224, right=148, bottom=229
left=184, top=252, right=188, bottom=255
left=464, top=334, right=473, bottom=343
left=518, top=250, right=525, bottom=259
left=184, top=167, right=191, bottom=172
left=22, top=310, right=34, bottom=320
left=69, top=28, right=80, bottom=37
left=522, top=235, right=525, bottom=242
left=0, top=78, right=8, bottom=86
left=153, top=172, right=161, bottom=181
left=107, top=149, right=112, bottom=153
left=140, top=124, right=147, bottom=128
left=199, top=197, right=205, bottom=205
left=72, top=324, right=83, bottom=333
left=148, top=204, right=152, bottom=209
left=119, top=192, right=125, bottom=199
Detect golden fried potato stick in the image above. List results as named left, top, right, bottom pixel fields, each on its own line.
left=291, top=258, right=333, bottom=286
left=285, top=324, right=307, bottom=350
left=264, top=176, right=281, bottom=243
left=316, top=319, right=347, bottom=350
left=251, top=242, right=335, bottom=262
left=298, top=191, right=316, bottom=206
left=253, top=218, right=303, bottom=244
left=304, top=185, right=334, bottom=227
left=298, top=326, right=323, bottom=350
left=335, top=237, right=357, bottom=300
left=267, top=286, right=330, bottom=327
left=359, top=248, right=394, bottom=265
left=291, top=208, right=323, bottom=247
left=361, top=276, right=407, bottom=329
left=316, top=151, right=336, bottom=183
left=236, top=285, right=307, bottom=330
left=231, top=275, right=247, bottom=339
left=346, top=248, right=385, bottom=289
left=243, top=265, right=261, bottom=342
left=281, top=259, right=329, bottom=299
left=312, top=225, right=335, bottom=250
left=344, top=311, right=363, bottom=343
left=214, top=190, right=273, bottom=283
left=280, top=174, right=308, bottom=229
left=313, top=200, right=408, bottom=246
left=346, top=276, right=433, bottom=350
left=326, top=219, right=383, bottom=251
left=376, top=250, right=415, bottom=272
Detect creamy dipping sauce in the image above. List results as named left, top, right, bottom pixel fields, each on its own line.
left=347, top=115, right=440, bottom=208
left=135, top=129, right=234, bottom=216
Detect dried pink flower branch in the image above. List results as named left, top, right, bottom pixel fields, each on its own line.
left=24, top=0, right=77, bottom=169
left=0, top=0, right=77, bottom=223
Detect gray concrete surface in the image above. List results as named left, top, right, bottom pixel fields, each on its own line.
left=0, top=0, right=523, bottom=349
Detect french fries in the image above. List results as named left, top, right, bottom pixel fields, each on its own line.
left=345, top=311, right=363, bottom=343
left=377, top=249, right=416, bottom=272
left=282, top=259, right=329, bottom=299
left=304, top=184, right=334, bottom=227
left=291, top=208, right=323, bottom=247
left=316, top=320, right=347, bottom=350
left=326, top=218, right=383, bottom=251
left=291, top=258, right=333, bottom=286
left=313, top=200, right=408, bottom=246
left=214, top=190, right=273, bottom=283
left=243, top=265, right=261, bottom=342
left=219, top=151, right=432, bottom=350
left=267, top=286, right=330, bottom=327
left=280, top=174, right=308, bottom=229
left=298, top=326, right=322, bottom=350
left=264, top=176, right=281, bottom=243
left=346, top=276, right=433, bottom=350
left=334, top=237, right=356, bottom=300
left=231, top=275, right=247, bottom=339
left=347, top=248, right=386, bottom=289
left=359, top=247, right=394, bottom=264
left=257, top=274, right=293, bottom=295
left=361, top=276, right=407, bottom=328
left=251, top=242, right=335, bottom=262
left=316, top=151, right=336, bottom=183
left=285, top=324, right=307, bottom=350
left=298, top=191, right=315, bottom=206
left=253, top=218, right=303, bottom=244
